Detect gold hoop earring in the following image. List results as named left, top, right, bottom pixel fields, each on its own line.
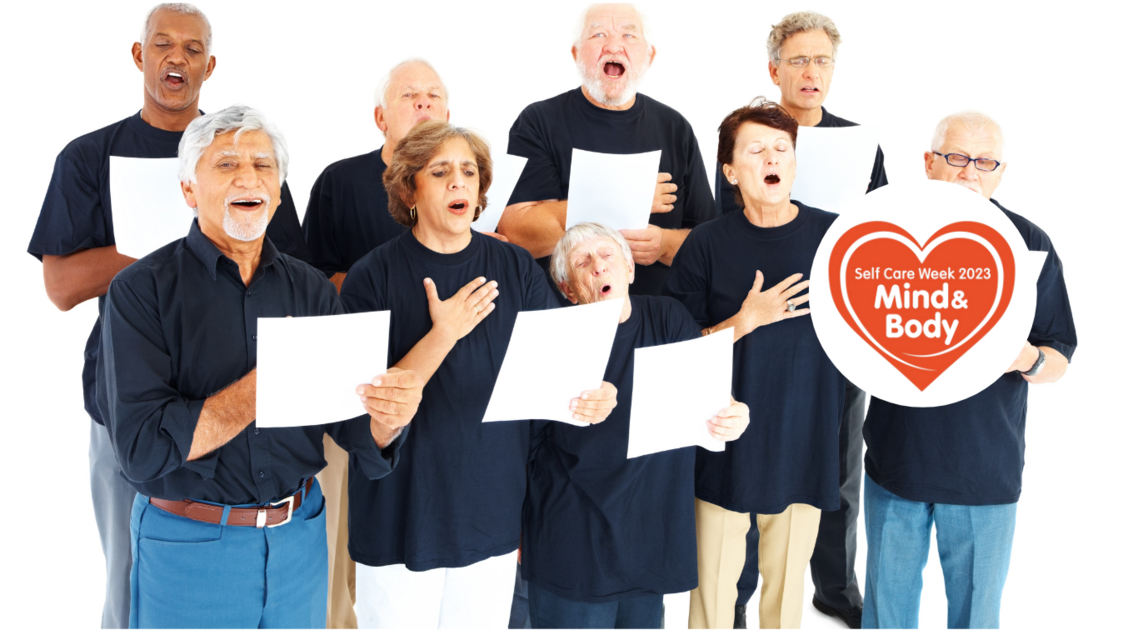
left=472, top=205, right=483, bottom=222
left=409, top=205, right=417, bottom=221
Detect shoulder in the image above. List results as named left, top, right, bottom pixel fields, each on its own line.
left=795, top=202, right=839, bottom=230
left=990, top=199, right=1054, bottom=252
left=107, top=237, right=185, bottom=297
left=318, top=150, right=380, bottom=181
left=634, top=295, right=701, bottom=339
left=639, top=94, right=696, bottom=131
left=55, top=117, right=130, bottom=168
left=687, top=212, right=733, bottom=243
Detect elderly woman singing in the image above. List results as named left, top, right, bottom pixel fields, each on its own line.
left=664, top=99, right=846, bottom=630
left=340, top=121, right=616, bottom=629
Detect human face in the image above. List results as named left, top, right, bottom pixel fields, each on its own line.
left=723, top=122, right=797, bottom=209
left=410, top=137, right=480, bottom=239
left=559, top=236, right=633, bottom=305
left=924, top=123, right=1006, bottom=199
left=376, top=63, right=450, bottom=145
left=572, top=4, right=656, bottom=108
left=768, top=30, right=835, bottom=118
left=133, top=10, right=215, bottom=114
left=181, top=130, right=281, bottom=244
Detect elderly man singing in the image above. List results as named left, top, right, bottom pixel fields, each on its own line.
left=97, top=105, right=424, bottom=629
left=302, top=57, right=451, bottom=629
left=26, top=4, right=310, bottom=627
left=499, top=3, right=717, bottom=298
left=861, top=112, right=1076, bottom=629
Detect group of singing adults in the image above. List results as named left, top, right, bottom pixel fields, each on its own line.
left=29, top=1, right=1077, bottom=631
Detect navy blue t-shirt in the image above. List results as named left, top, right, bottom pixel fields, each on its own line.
left=27, top=111, right=312, bottom=425
left=523, top=296, right=704, bottom=603
left=664, top=204, right=845, bottom=513
left=864, top=200, right=1077, bottom=506
left=507, top=88, right=718, bottom=296
left=340, top=230, right=559, bottom=570
left=715, top=106, right=888, bottom=214
left=302, top=146, right=406, bottom=277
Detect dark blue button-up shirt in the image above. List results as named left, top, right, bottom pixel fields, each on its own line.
left=98, top=219, right=400, bottom=505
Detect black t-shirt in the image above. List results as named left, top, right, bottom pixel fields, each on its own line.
left=27, top=111, right=311, bottom=425
left=664, top=204, right=845, bottom=513
left=340, top=231, right=560, bottom=570
left=302, top=146, right=407, bottom=277
left=523, top=296, right=704, bottom=603
left=864, top=200, right=1077, bottom=506
left=507, top=88, right=718, bottom=296
left=715, top=106, right=888, bottom=214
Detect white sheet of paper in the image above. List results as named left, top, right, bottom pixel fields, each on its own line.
left=256, top=311, right=390, bottom=428
left=483, top=297, right=624, bottom=426
left=565, top=148, right=661, bottom=231
left=791, top=126, right=879, bottom=214
left=471, top=154, right=527, bottom=234
left=626, top=329, right=733, bottom=459
left=109, top=156, right=194, bottom=259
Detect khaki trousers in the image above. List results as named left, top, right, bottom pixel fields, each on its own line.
left=317, top=434, right=357, bottom=628
left=689, top=498, right=822, bottom=629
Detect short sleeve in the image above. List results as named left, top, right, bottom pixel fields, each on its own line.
left=28, top=149, right=110, bottom=260
left=662, top=228, right=714, bottom=326
left=265, top=181, right=314, bottom=265
left=302, top=168, right=345, bottom=277
left=506, top=106, right=565, bottom=204
left=1029, top=244, right=1077, bottom=363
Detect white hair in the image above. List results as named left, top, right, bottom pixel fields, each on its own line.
left=550, top=223, right=634, bottom=299
left=140, top=3, right=212, bottom=53
left=930, top=111, right=1006, bottom=159
left=178, top=105, right=289, bottom=185
left=373, top=58, right=449, bottom=109
left=572, top=3, right=653, bottom=49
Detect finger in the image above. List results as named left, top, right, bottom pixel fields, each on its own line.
left=659, top=191, right=678, bottom=202
left=366, top=407, right=409, bottom=429
left=359, top=384, right=420, bottom=405
left=715, top=404, right=746, bottom=419
left=650, top=204, right=674, bottom=213
left=457, top=276, right=489, bottom=299
left=780, top=280, right=810, bottom=300
left=620, top=229, right=649, bottom=241
left=751, top=270, right=765, bottom=293
left=659, top=182, right=678, bottom=194
left=772, top=273, right=804, bottom=293
left=371, top=369, right=424, bottom=390
left=474, top=301, right=496, bottom=321
left=787, top=292, right=810, bottom=307
left=423, top=278, right=440, bottom=304
left=468, top=281, right=500, bottom=309
left=657, top=172, right=673, bottom=183
left=361, top=396, right=409, bottom=417
left=784, top=308, right=811, bottom=319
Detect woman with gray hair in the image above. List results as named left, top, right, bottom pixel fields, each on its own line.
left=339, top=122, right=616, bottom=629
left=521, top=222, right=749, bottom=629
left=664, top=99, right=847, bottom=629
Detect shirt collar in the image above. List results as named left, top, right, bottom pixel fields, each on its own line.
left=186, top=218, right=283, bottom=281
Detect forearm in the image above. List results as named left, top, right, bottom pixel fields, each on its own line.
left=657, top=228, right=690, bottom=267
left=188, top=369, right=257, bottom=460
left=43, top=246, right=136, bottom=311
left=1024, top=346, right=1069, bottom=384
left=369, top=418, right=404, bottom=449
left=393, top=328, right=459, bottom=386
left=702, top=312, right=754, bottom=343
left=497, top=200, right=566, bottom=259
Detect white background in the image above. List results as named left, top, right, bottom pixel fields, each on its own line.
left=0, top=0, right=1132, bottom=633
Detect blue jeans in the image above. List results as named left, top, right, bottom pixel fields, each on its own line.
left=129, top=480, right=328, bottom=628
left=528, top=581, right=663, bottom=629
left=862, top=474, right=1016, bottom=629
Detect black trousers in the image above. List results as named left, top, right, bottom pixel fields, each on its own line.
left=737, top=381, right=865, bottom=610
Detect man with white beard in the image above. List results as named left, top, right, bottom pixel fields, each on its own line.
left=499, top=3, right=717, bottom=299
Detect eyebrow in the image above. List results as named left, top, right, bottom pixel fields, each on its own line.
left=153, top=31, right=204, bottom=45
left=427, top=159, right=477, bottom=169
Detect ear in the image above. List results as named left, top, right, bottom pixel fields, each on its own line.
left=445, top=108, right=451, bottom=123
left=648, top=45, right=657, bottom=66
left=375, top=106, right=387, bottom=134
left=571, top=44, right=579, bottom=63
left=768, top=60, right=780, bottom=86
left=203, top=55, right=216, bottom=81
left=558, top=280, right=579, bottom=305
left=180, top=180, right=198, bottom=210
left=132, top=42, right=144, bottom=72
left=923, top=151, right=936, bottom=178
left=626, top=257, right=635, bottom=284
left=722, top=162, right=737, bottom=186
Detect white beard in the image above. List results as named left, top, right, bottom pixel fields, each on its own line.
left=577, top=56, right=649, bottom=107
left=222, top=198, right=271, bottom=242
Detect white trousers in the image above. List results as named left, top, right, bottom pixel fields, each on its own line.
left=355, top=551, right=518, bottom=629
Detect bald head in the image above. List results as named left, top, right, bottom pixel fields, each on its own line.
left=374, top=59, right=450, bottom=161
left=925, top=111, right=1007, bottom=200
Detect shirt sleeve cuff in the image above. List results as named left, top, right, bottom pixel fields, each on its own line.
left=162, top=398, right=221, bottom=479
left=333, top=415, right=408, bottom=480
left=1034, top=340, right=1076, bottom=364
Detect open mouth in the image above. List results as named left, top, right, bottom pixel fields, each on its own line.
left=764, top=172, right=781, bottom=185
left=447, top=199, right=469, bottom=215
left=230, top=198, right=264, bottom=211
left=601, top=284, right=612, bottom=294
left=800, top=86, right=820, bottom=94
left=603, top=61, right=626, bottom=78
left=164, top=70, right=186, bottom=88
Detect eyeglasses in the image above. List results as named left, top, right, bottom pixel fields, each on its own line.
left=777, top=56, right=834, bottom=68
left=932, top=151, right=1002, bottom=172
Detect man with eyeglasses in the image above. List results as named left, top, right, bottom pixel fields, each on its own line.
left=718, top=11, right=884, bottom=630
left=860, top=111, right=1076, bottom=628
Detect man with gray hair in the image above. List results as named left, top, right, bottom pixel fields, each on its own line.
left=301, top=57, right=450, bottom=629
left=97, top=105, right=424, bottom=628
left=500, top=3, right=717, bottom=300
left=860, top=111, right=1075, bottom=628
left=25, top=3, right=310, bottom=628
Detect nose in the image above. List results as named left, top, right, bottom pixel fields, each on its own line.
left=602, top=34, right=622, bottom=53
left=449, top=168, right=465, bottom=190
left=960, top=161, right=979, bottom=180
left=415, top=96, right=429, bottom=111
left=233, top=161, right=258, bottom=187
left=592, top=258, right=608, bottom=276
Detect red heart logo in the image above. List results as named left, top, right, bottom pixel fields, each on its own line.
left=828, top=221, right=1016, bottom=391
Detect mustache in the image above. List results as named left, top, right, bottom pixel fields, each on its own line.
left=225, top=192, right=272, bottom=207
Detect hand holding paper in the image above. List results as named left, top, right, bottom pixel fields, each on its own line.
left=569, top=381, right=619, bottom=424
left=356, top=367, right=425, bottom=447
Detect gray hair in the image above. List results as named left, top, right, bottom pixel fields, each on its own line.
left=767, top=11, right=840, bottom=64
left=140, top=3, right=212, bottom=53
left=572, top=3, right=654, bottom=49
left=930, top=111, right=1006, bottom=159
left=550, top=223, right=634, bottom=299
left=373, top=58, right=449, bottom=109
left=178, top=105, right=289, bottom=185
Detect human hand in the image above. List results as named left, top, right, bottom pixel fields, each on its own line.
left=480, top=230, right=509, bottom=243
left=569, top=381, right=618, bottom=424
left=652, top=172, right=677, bottom=214
left=707, top=399, right=749, bottom=442
left=737, top=271, right=811, bottom=334
left=358, top=368, right=425, bottom=447
left=621, top=224, right=664, bottom=265
left=1006, top=341, right=1039, bottom=374
left=424, top=276, right=498, bottom=344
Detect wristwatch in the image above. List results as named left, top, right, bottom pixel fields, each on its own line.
left=1022, top=347, right=1046, bottom=377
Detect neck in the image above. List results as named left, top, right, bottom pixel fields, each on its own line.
left=381, top=142, right=394, bottom=165
left=580, top=86, right=636, bottom=111
left=412, top=223, right=472, bottom=254
left=200, top=223, right=264, bottom=286
left=140, top=95, right=201, bottom=132
left=743, top=199, right=798, bottom=228
left=781, top=100, right=823, bottom=127
left=619, top=295, right=632, bottom=323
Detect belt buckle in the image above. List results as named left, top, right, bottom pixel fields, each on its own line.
left=264, top=494, right=295, bottom=528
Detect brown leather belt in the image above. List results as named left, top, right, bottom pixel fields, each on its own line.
left=149, top=478, right=313, bottom=528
